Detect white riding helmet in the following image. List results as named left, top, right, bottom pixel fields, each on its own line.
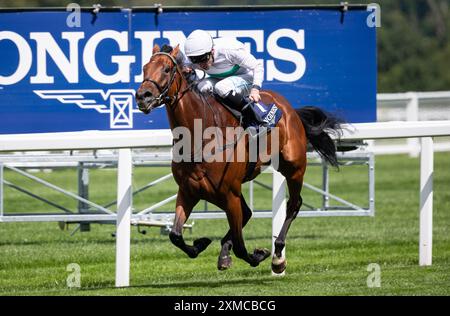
left=184, top=30, right=214, bottom=57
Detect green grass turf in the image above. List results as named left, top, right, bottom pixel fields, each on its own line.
left=0, top=153, right=449, bottom=295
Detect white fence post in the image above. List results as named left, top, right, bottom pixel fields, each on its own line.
left=272, top=169, right=286, bottom=275
left=249, top=180, right=254, bottom=211
left=406, top=92, right=420, bottom=157
left=115, top=148, right=132, bottom=287
left=419, top=137, right=433, bottom=266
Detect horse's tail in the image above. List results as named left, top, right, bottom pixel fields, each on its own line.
left=296, top=106, right=343, bottom=167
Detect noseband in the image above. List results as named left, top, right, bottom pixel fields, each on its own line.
left=143, top=52, right=181, bottom=107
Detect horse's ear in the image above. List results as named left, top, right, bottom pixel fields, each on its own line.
left=171, top=44, right=180, bottom=58
left=152, top=44, right=160, bottom=55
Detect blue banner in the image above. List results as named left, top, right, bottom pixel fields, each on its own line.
left=0, top=7, right=376, bottom=134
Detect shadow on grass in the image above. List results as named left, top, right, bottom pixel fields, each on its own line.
left=135, top=276, right=276, bottom=290
left=77, top=275, right=276, bottom=293
left=0, top=231, right=323, bottom=247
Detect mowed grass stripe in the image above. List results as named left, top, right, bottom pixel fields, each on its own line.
left=0, top=153, right=449, bottom=295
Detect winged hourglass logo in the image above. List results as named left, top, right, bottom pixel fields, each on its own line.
left=33, top=89, right=141, bottom=128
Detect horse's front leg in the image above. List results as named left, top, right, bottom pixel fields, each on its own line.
left=218, top=194, right=253, bottom=270
left=225, top=193, right=270, bottom=267
left=169, top=189, right=211, bottom=258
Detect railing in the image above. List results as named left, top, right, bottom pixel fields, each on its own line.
left=375, top=91, right=450, bottom=156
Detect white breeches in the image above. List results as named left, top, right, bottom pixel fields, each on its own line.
left=197, top=74, right=253, bottom=98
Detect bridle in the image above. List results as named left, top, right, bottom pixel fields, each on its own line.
left=142, top=52, right=183, bottom=108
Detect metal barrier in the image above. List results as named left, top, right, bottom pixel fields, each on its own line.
left=0, top=149, right=374, bottom=226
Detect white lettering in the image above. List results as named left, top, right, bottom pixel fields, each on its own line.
left=0, top=31, right=32, bottom=85
left=1, top=28, right=308, bottom=85
left=174, top=300, right=208, bottom=313
left=266, top=29, right=306, bottom=82
left=218, top=30, right=264, bottom=52
left=134, top=31, right=161, bottom=82
left=30, top=32, right=84, bottom=84
left=162, top=30, right=188, bottom=48
left=83, top=30, right=135, bottom=84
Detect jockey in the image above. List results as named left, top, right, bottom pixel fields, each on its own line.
left=181, top=29, right=266, bottom=126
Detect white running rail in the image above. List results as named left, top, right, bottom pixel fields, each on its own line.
left=376, top=91, right=450, bottom=156
left=1, top=120, right=450, bottom=285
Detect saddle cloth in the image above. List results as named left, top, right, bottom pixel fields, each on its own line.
left=244, top=101, right=283, bottom=130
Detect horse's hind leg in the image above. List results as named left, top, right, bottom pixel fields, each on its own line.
left=272, top=178, right=303, bottom=274
left=225, top=193, right=270, bottom=267
left=217, top=194, right=252, bottom=270
left=169, top=189, right=212, bottom=258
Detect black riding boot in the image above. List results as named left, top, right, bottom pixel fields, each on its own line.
left=221, top=92, right=248, bottom=111
left=222, top=93, right=267, bottom=127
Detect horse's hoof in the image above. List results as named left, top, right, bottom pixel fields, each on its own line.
left=185, top=246, right=199, bottom=258
left=217, top=255, right=232, bottom=271
left=254, top=248, right=270, bottom=261
left=193, top=237, right=212, bottom=253
left=249, top=248, right=270, bottom=267
left=271, top=256, right=287, bottom=274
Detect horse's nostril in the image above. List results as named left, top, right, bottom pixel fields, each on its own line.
left=136, top=90, right=152, bottom=101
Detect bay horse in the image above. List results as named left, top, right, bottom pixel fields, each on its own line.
left=136, top=44, right=342, bottom=273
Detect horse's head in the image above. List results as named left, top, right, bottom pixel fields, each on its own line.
left=136, top=44, right=181, bottom=114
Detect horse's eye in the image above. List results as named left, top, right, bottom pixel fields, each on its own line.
left=164, top=66, right=171, bottom=73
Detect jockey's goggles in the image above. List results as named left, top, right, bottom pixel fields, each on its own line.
left=188, top=52, right=211, bottom=64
